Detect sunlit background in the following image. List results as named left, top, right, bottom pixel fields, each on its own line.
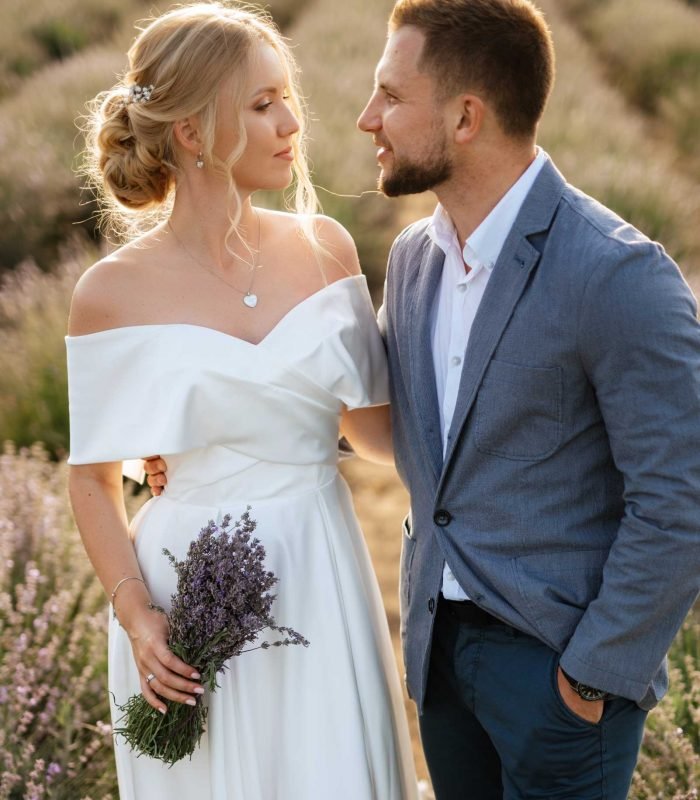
left=0, top=0, right=698, bottom=796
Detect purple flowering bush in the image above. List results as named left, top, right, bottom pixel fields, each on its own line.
left=0, top=444, right=116, bottom=799
left=113, top=511, right=309, bottom=766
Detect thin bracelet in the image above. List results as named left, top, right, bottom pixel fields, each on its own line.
left=110, top=575, right=146, bottom=604
left=110, top=576, right=146, bottom=625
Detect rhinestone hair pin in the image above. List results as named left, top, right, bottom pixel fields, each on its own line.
left=123, top=83, right=154, bottom=106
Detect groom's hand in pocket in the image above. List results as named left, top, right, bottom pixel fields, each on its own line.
left=143, top=455, right=168, bottom=496
left=556, top=667, right=604, bottom=724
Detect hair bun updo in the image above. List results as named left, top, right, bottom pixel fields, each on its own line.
left=93, top=88, right=173, bottom=211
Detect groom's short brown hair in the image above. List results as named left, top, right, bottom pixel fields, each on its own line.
left=390, top=0, right=555, bottom=139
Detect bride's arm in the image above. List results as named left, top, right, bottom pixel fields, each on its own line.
left=339, top=404, right=394, bottom=466
left=68, top=462, right=203, bottom=712
left=67, top=273, right=202, bottom=712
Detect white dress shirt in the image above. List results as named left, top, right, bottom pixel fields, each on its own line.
left=429, top=148, right=548, bottom=600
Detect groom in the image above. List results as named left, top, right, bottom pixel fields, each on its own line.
left=357, top=0, right=700, bottom=797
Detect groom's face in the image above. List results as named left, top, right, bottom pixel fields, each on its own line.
left=357, top=25, right=452, bottom=197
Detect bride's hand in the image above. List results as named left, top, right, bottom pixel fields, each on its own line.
left=143, top=455, right=168, bottom=497
left=340, top=405, right=394, bottom=466
left=125, top=605, right=203, bottom=714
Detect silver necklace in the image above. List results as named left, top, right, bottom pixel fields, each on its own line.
left=167, top=212, right=262, bottom=309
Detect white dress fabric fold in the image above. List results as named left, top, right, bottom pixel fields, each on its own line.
left=66, top=275, right=418, bottom=800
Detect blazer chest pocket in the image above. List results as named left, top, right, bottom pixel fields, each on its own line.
left=475, top=359, right=562, bottom=461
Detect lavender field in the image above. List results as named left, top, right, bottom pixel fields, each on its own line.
left=0, top=0, right=699, bottom=796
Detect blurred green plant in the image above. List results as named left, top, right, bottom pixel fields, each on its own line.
left=0, top=0, right=148, bottom=97
left=31, top=19, right=91, bottom=62
left=631, top=614, right=700, bottom=798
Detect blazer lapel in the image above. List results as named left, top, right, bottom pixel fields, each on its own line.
left=407, top=240, right=445, bottom=482
left=439, top=159, right=567, bottom=478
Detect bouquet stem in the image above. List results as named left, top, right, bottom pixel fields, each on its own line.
left=114, top=694, right=208, bottom=765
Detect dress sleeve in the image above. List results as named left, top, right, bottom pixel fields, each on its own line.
left=66, top=331, right=151, bottom=465
left=65, top=327, right=202, bottom=465
left=336, top=278, right=390, bottom=410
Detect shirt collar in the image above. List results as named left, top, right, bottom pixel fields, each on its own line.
left=427, top=203, right=459, bottom=255
left=427, top=147, right=548, bottom=272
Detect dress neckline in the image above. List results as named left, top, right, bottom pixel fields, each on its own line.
left=66, top=274, right=366, bottom=348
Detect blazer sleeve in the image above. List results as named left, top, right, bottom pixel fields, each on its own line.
left=560, top=239, right=700, bottom=702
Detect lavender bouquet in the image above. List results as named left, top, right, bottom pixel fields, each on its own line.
left=113, top=510, right=309, bottom=765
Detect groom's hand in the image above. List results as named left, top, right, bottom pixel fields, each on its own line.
left=143, top=455, right=168, bottom=496
left=556, top=667, right=604, bottom=724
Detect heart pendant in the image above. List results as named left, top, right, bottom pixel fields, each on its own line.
left=243, top=293, right=258, bottom=308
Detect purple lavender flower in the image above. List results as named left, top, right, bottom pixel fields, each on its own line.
left=113, top=510, right=308, bottom=764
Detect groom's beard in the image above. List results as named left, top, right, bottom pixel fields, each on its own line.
left=379, top=136, right=452, bottom=197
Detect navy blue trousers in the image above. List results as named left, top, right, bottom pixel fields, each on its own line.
left=419, top=598, right=648, bottom=799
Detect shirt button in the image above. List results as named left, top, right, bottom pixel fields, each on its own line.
left=434, top=510, right=452, bottom=527
left=428, top=597, right=435, bottom=614
left=451, top=355, right=462, bottom=367
left=457, top=283, right=467, bottom=293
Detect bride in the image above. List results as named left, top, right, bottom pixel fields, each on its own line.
left=67, top=3, right=418, bottom=798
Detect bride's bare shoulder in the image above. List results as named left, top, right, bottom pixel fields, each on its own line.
left=265, top=210, right=361, bottom=281
left=68, top=230, right=165, bottom=336
left=311, top=215, right=362, bottom=278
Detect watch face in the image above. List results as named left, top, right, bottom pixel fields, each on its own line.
left=561, top=668, right=608, bottom=702
left=577, top=684, right=607, bottom=702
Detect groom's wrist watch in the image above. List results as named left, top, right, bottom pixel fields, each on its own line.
left=560, top=668, right=612, bottom=702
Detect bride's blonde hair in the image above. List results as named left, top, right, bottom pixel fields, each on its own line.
left=82, top=1, right=319, bottom=245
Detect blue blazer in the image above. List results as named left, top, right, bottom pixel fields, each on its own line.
left=381, top=158, right=700, bottom=712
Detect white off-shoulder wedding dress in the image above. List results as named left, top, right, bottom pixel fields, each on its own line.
left=66, top=275, right=418, bottom=800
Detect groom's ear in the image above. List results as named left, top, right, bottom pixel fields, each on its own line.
left=452, top=94, right=485, bottom=145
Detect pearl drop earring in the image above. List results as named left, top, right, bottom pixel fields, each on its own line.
left=195, top=152, right=204, bottom=169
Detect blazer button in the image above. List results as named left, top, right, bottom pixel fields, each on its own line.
left=434, top=509, right=452, bottom=527
left=428, top=597, right=435, bottom=614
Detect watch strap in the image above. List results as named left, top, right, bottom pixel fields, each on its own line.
left=560, top=668, right=613, bottom=702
